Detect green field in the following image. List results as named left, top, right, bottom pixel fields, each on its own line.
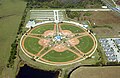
left=24, top=37, right=42, bottom=54
left=42, top=50, right=78, bottom=62
left=61, top=23, right=85, bottom=33
left=80, top=51, right=100, bottom=65
left=76, top=36, right=94, bottom=53
left=31, top=23, right=54, bottom=34
left=0, top=0, right=26, bottom=77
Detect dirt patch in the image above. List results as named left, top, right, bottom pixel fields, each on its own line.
left=43, top=30, right=55, bottom=37
left=53, top=44, right=67, bottom=52
left=38, top=39, right=50, bottom=47
left=70, top=67, right=120, bottom=78
left=116, top=1, right=120, bottom=5
left=61, top=30, right=74, bottom=36
left=80, top=12, right=120, bottom=37
left=68, top=38, right=79, bottom=46
left=91, top=12, right=120, bottom=37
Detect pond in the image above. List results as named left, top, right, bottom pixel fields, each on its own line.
left=16, top=64, right=59, bottom=78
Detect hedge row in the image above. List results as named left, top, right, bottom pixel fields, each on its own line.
left=7, top=3, right=30, bottom=68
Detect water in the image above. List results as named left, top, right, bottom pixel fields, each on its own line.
left=16, top=64, right=59, bottom=78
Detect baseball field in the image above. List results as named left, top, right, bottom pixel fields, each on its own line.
left=21, top=22, right=97, bottom=65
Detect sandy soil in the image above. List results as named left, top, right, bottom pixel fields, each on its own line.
left=38, top=39, right=50, bottom=47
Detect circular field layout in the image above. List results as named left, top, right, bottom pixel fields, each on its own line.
left=20, top=22, right=97, bottom=65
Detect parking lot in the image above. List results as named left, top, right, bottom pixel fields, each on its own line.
left=99, top=38, right=120, bottom=62
left=30, top=10, right=64, bottom=21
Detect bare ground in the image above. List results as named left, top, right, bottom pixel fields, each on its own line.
left=80, top=12, right=120, bottom=37
left=70, top=66, right=120, bottom=78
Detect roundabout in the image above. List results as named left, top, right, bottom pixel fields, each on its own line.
left=20, top=22, right=97, bottom=66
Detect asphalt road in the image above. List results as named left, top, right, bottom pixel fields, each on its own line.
left=30, top=9, right=112, bottom=12
left=101, top=0, right=120, bottom=13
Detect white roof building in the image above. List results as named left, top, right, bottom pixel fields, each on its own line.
left=102, top=6, right=108, bottom=9
left=26, top=20, right=35, bottom=28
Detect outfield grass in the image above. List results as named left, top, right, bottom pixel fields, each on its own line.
left=0, top=0, right=26, bottom=77
left=61, top=23, right=85, bottom=33
left=76, top=36, right=94, bottom=53
left=39, top=47, right=50, bottom=55
left=31, top=23, right=54, bottom=34
left=42, top=50, right=78, bottom=62
left=24, top=37, right=42, bottom=54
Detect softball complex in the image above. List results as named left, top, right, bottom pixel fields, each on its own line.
left=20, top=10, right=97, bottom=66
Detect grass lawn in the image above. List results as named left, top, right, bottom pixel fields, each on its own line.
left=39, top=47, right=50, bottom=55
left=24, top=37, right=42, bottom=54
left=42, top=50, right=78, bottom=62
left=60, top=23, right=85, bottom=33
left=76, top=36, right=94, bottom=53
left=31, top=23, right=54, bottom=34
left=80, top=51, right=100, bottom=65
left=0, top=0, right=26, bottom=77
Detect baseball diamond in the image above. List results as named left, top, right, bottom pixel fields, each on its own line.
left=20, top=22, right=97, bottom=65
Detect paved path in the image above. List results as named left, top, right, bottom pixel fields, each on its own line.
left=36, top=47, right=45, bottom=56
left=30, top=9, right=111, bottom=12
left=102, top=0, right=120, bottom=14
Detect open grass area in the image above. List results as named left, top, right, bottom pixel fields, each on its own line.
left=90, top=12, right=120, bottom=37
left=0, top=0, right=26, bottom=77
left=80, top=51, right=100, bottom=65
left=76, top=36, right=94, bottom=53
left=24, top=37, right=42, bottom=54
left=42, top=50, right=78, bottom=62
left=60, top=23, right=85, bottom=33
left=70, top=66, right=120, bottom=78
left=31, top=23, right=54, bottom=34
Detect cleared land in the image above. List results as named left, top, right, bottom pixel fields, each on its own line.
left=91, top=12, right=120, bottom=37
left=80, top=12, right=120, bottom=37
left=116, top=0, right=120, bottom=5
left=0, top=0, right=26, bottom=78
left=70, top=67, right=120, bottom=78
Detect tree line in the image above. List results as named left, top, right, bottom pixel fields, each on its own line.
left=7, top=3, right=30, bottom=68
left=24, top=0, right=104, bottom=9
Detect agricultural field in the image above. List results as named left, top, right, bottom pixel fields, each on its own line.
left=0, top=0, right=26, bottom=77
left=70, top=66, right=120, bottom=78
